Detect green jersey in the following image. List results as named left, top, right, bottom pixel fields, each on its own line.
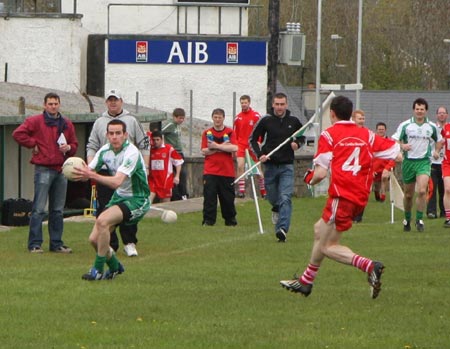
left=162, top=121, right=183, bottom=153
left=392, top=117, right=442, bottom=160
left=89, top=140, right=150, bottom=224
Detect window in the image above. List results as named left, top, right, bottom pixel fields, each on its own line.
left=2, top=0, right=61, bottom=13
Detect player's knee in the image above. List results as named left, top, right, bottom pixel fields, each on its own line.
left=416, top=187, right=427, bottom=197
left=88, top=235, right=97, bottom=246
left=95, top=216, right=111, bottom=232
left=313, top=221, right=321, bottom=239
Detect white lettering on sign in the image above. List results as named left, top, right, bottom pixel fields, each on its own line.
left=167, top=42, right=209, bottom=64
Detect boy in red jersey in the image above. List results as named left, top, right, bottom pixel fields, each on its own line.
left=280, top=96, right=401, bottom=299
left=233, top=95, right=266, bottom=198
left=148, top=130, right=184, bottom=203
left=201, top=108, right=238, bottom=226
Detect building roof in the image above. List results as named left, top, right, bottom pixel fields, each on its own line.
left=0, top=82, right=166, bottom=125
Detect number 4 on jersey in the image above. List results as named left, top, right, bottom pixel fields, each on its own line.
left=342, top=147, right=361, bottom=176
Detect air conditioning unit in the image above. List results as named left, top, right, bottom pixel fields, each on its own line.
left=279, top=32, right=306, bottom=66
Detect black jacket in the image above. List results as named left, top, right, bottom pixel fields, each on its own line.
left=249, top=109, right=304, bottom=164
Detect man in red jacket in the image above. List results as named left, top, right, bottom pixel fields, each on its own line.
left=13, top=92, right=78, bottom=253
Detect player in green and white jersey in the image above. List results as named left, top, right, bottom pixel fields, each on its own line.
left=74, top=119, right=150, bottom=280
left=392, top=98, right=443, bottom=232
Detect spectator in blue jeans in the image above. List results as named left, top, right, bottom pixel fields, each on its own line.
left=249, top=92, right=304, bottom=242
left=12, top=92, right=78, bottom=253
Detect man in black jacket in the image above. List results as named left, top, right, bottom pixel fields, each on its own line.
left=249, top=92, right=304, bottom=242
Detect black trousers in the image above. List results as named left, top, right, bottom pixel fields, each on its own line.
left=95, top=180, right=138, bottom=251
left=427, top=163, right=444, bottom=216
left=202, top=174, right=236, bottom=224
left=171, top=153, right=188, bottom=200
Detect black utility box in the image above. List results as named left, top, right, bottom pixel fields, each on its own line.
left=1, top=198, right=32, bottom=226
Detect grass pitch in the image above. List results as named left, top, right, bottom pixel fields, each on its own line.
left=0, top=196, right=449, bottom=349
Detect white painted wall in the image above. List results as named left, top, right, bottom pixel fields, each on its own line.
left=1, top=1, right=266, bottom=123
left=0, top=17, right=83, bottom=93
left=105, top=49, right=268, bottom=122
left=61, top=0, right=248, bottom=36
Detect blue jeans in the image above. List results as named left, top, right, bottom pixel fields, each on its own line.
left=28, top=165, right=67, bottom=250
left=264, top=163, right=294, bottom=233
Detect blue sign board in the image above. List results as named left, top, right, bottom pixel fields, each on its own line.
left=108, top=39, right=266, bottom=65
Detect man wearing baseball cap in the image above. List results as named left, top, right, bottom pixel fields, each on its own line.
left=86, top=89, right=150, bottom=257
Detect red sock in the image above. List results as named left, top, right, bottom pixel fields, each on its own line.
left=352, top=255, right=373, bottom=273
left=300, top=263, right=320, bottom=285
left=379, top=194, right=386, bottom=202
left=446, top=209, right=450, bottom=219
left=238, top=179, right=245, bottom=194
left=259, top=178, right=266, bottom=196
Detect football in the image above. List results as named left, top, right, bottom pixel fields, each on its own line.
left=62, top=157, right=86, bottom=181
left=161, top=210, right=177, bottom=224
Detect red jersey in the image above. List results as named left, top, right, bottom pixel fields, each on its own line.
left=442, top=124, right=450, bottom=162
left=314, top=121, right=399, bottom=206
left=202, top=126, right=236, bottom=177
left=233, top=108, right=261, bottom=149
left=372, top=136, right=396, bottom=178
left=148, top=143, right=184, bottom=192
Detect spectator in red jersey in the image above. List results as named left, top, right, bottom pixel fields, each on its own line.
left=351, top=109, right=365, bottom=127
left=201, top=108, right=238, bottom=226
left=351, top=109, right=366, bottom=223
left=373, top=122, right=396, bottom=203
left=439, top=108, right=450, bottom=227
left=427, top=107, right=447, bottom=219
left=233, top=95, right=266, bottom=198
left=148, top=130, right=184, bottom=204
left=280, top=96, right=402, bottom=299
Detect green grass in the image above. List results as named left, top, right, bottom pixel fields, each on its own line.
left=1, top=197, right=450, bottom=349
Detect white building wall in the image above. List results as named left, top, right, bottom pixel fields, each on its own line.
left=1, top=2, right=264, bottom=122
left=105, top=57, right=267, bottom=122
left=61, top=0, right=248, bottom=36
left=0, top=17, right=83, bottom=93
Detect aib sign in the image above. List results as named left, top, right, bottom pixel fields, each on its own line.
left=108, top=39, right=266, bottom=65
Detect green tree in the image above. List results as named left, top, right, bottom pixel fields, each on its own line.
left=249, top=0, right=450, bottom=90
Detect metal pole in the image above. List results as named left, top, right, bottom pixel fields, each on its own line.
left=232, top=92, right=236, bottom=124
left=135, top=91, right=139, bottom=114
left=314, top=0, right=322, bottom=141
left=107, top=4, right=110, bottom=36
left=0, top=126, right=4, bottom=203
left=356, top=0, right=363, bottom=109
left=189, top=90, right=193, bottom=156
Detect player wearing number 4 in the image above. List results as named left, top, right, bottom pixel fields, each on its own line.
left=280, top=96, right=402, bottom=299
left=74, top=119, right=150, bottom=280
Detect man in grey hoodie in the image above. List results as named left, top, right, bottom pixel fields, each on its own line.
left=86, top=89, right=150, bottom=257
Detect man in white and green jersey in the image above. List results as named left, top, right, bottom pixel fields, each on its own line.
left=74, top=119, right=150, bottom=281
left=392, top=97, right=443, bottom=232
